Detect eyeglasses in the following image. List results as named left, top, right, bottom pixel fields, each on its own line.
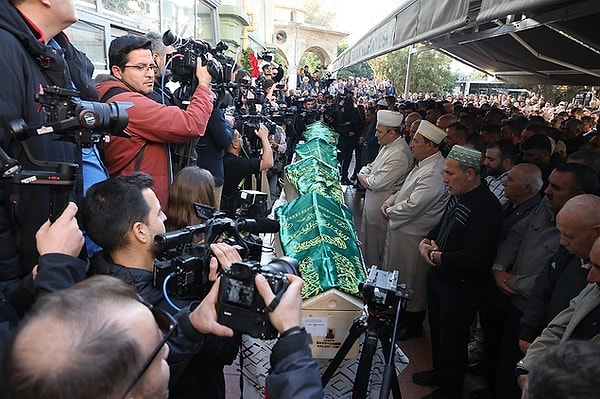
left=122, top=295, right=178, bottom=398
left=122, top=64, right=159, bottom=73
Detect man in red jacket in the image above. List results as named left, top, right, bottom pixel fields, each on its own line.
left=95, top=35, right=214, bottom=208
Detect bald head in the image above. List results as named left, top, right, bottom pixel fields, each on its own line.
left=4, top=276, right=148, bottom=399
left=556, top=194, right=600, bottom=259
left=405, top=112, right=422, bottom=129
left=436, top=114, right=458, bottom=130
left=557, top=194, right=600, bottom=225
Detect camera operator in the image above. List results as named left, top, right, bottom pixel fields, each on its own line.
left=95, top=35, right=214, bottom=208
left=320, top=94, right=339, bottom=129
left=145, top=31, right=232, bottom=207
left=0, top=0, right=110, bottom=278
left=3, top=264, right=324, bottom=399
left=221, top=125, right=274, bottom=214
left=80, top=173, right=240, bottom=399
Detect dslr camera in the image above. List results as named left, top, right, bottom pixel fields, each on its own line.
left=218, top=256, right=299, bottom=339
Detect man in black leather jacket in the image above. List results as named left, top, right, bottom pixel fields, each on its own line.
left=81, top=172, right=238, bottom=399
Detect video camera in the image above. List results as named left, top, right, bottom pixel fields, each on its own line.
left=218, top=256, right=298, bottom=339
left=10, top=85, right=131, bottom=146
left=162, top=30, right=236, bottom=104
left=3, top=85, right=131, bottom=220
left=359, top=266, right=412, bottom=314
left=153, top=203, right=277, bottom=299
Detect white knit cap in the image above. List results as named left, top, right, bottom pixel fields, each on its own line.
left=377, top=110, right=404, bottom=127
left=416, top=120, right=446, bottom=144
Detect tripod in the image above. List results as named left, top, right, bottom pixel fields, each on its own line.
left=322, top=293, right=408, bottom=399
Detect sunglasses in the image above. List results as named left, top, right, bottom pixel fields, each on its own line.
left=122, top=295, right=178, bottom=398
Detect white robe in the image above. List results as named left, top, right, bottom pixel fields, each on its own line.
left=382, top=151, right=448, bottom=311
left=358, top=136, right=413, bottom=268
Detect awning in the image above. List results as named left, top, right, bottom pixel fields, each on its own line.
left=330, top=0, right=600, bottom=86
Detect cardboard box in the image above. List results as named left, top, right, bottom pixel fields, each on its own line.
left=301, top=288, right=364, bottom=359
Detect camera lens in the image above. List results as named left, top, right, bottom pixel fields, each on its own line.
left=262, top=256, right=299, bottom=276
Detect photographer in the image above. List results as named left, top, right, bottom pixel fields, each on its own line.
left=3, top=265, right=324, bottom=399
left=0, top=0, right=108, bottom=276
left=95, top=35, right=214, bottom=208
left=0, top=201, right=88, bottom=373
left=145, top=31, right=232, bottom=207
left=221, top=125, right=274, bottom=214
left=80, top=173, right=238, bottom=399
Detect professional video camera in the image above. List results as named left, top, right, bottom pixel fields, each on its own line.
left=153, top=203, right=279, bottom=299
left=239, top=114, right=277, bottom=157
left=162, top=30, right=236, bottom=104
left=235, top=189, right=269, bottom=218
left=10, top=85, right=131, bottom=146
left=3, top=85, right=131, bottom=220
left=218, top=256, right=299, bottom=339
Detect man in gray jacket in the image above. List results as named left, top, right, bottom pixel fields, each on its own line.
left=516, top=235, right=600, bottom=393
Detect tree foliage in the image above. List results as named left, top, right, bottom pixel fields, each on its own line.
left=369, top=47, right=458, bottom=96
left=303, top=0, right=335, bottom=27
left=336, top=42, right=373, bottom=79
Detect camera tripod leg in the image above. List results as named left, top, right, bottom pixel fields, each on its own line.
left=321, top=317, right=366, bottom=387
left=352, top=327, right=379, bottom=399
left=379, top=333, right=403, bottom=399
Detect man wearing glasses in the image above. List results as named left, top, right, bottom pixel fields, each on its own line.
left=3, top=261, right=322, bottom=399
left=95, top=35, right=214, bottom=209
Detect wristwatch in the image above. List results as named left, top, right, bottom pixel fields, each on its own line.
left=429, top=250, right=437, bottom=262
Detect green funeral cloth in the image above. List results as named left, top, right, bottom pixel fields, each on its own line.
left=276, top=192, right=365, bottom=298
left=295, top=138, right=338, bottom=169
left=302, top=121, right=339, bottom=146
left=285, top=156, right=344, bottom=203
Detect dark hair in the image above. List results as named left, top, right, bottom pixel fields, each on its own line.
left=447, top=122, right=468, bottom=140
left=480, top=124, right=501, bottom=135
left=524, top=124, right=548, bottom=136
left=166, top=166, right=216, bottom=231
left=567, top=150, right=600, bottom=177
left=522, top=134, right=552, bottom=153
left=2, top=276, right=143, bottom=399
left=81, top=173, right=154, bottom=252
left=554, top=162, right=600, bottom=195
left=502, top=115, right=528, bottom=133
left=487, top=140, right=518, bottom=164
left=109, top=35, right=152, bottom=71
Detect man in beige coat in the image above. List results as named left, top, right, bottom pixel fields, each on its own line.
left=381, top=120, right=448, bottom=340
left=357, top=110, right=414, bottom=268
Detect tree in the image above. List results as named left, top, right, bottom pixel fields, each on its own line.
left=336, top=41, right=373, bottom=80
left=369, top=47, right=458, bottom=96
left=303, top=0, right=335, bottom=27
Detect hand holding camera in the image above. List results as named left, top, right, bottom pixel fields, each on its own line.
left=195, top=55, right=213, bottom=88
left=255, top=273, right=303, bottom=334
left=35, top=202, right=84, bottom=258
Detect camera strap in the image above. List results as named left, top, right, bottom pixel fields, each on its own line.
left=99, top=87, right=147, bottom=176
left=265, top=288, right=286, bottom=312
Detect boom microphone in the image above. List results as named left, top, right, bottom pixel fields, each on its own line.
left=236, top=218, right=280, bottom=234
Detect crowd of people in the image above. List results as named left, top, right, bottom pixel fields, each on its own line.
left=0, top=1, right=320, bottom=398
left=2, top=0, right=600, bottom=398
left=331, top=76, right=600, bottom=399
